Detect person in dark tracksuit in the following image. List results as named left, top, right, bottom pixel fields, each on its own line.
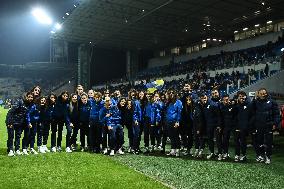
left=40, top=93, right=56, bottom=153
left=129, top=89, right=142, bottom=154
left=89, top=92, right=104, bottom=153
left=180, top=94, right=194, bottom=156
left=121, top=99, right=134, bottom=153
left=52, top=91, right=72, bottom=153
left=165, top=89, right=183, bottom=157
left=252, top=88, right=279, bottom=164
left=105, top=103, right=124, bottom=156
left=25, top=92, right=40, bottom=155
left=219, top=94, right=236, bottom=160
left=78, top=93, right=91, bottom=152
left=200, top=89, right=222, bottom=160
left=234, top=91, right=252, bottom=162
left=38, top=96, right=49, bottom=153
left=70, top=93, right=80, bottom=151
left=6, top=98, right=28, bottom=156
left=192, top=98, right=205, bottom=158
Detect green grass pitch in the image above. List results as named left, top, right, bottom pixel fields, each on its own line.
left=0, top=106, right=284, bottom=189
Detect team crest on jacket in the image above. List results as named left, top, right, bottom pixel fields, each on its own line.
left=267, top=101, right=270, bottom=104
left=244, top=106, right=247, bottom=109
left=207, top=105, right=210, bottom=109
left=229, top=108, right=232, bottom=112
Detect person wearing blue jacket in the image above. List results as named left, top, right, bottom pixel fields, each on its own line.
left=150, top=92, right=162, bottom=152
left=89, top=92, right=104, bottom=153
left=52, top=91, right=72, bottom=153
left=200, top=89, right=222, bottom=160
left=252, top=88, right=280, bottom=164
left=99, top=96, right=112, bottom=154
left=129, top=89, right=142, bottom=154
left=24, top=91, right=40, bottom=155
left=78, top=93, right=91, bottom=152
left=234, top=91, right=252, bottom=162
left=105, top=103, right=124, bottom=156
left=6, top=98, right=29, bottom=156
left=143, top=92, right=153, bottom=153
left=165, top=89, right=183, bottom=157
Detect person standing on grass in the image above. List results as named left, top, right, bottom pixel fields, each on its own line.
left=37, top=96, right=49, bottom=153
left=149, top=92, right=162, bottom=152
left=41, top=93, right=56, bottom=153
left=234, top=91, right=252, bottom=162
left=219, top=94, right=236, bottom=160
left=52, top=91, right=72, bottom=153
left=105, top=100, right=124, bottom=156
left=165, top=89, right=183, bottom=157
left=180, top=94, right=194, bottom=156
left=129, top=89, right=142, bottom=155
left=99, top=97, right=112, bottom=155
left=6, top=98, right=28, bottom=156
left=70, top=93, right=80, bottom=151
left=24, top=91, right=40, bottom=155
left=122, top=99, right=135, bottom=153
left=192, top=94, right=205, bottom=158
left=199, top=89, right=222, bottom=160
left=78, top=92, right=91, bottom=152
left=143, top=92, right=154, bottom=153
left=252, top=88, right=279, bottom=164
left=89, top=92, right=104, bottom=153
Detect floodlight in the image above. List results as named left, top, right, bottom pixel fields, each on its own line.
left=32, top=8, right=52, bottom=25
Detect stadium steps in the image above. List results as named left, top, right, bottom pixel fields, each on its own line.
left=229, top=69, right=284, bottom=98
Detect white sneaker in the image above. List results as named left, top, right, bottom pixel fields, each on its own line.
left=256, top=156, right=264, bottom=163
left=234, top=155, right=240, bottom=162
left=39, top=146, right=46, bottom=154
left=197, top=149, right=204, bottom=158
left=51, top=147, right=57, bottom=153
left=265, top=156, right=271, bottom=164
left=176, top=149, right=180, bottom=157
left=222, top=153, right=229, bottom=160
left=43, top=145, right=50, bottom=152
left=217, top=154, right=222, bottom=161
left=207, top=153, right=214, bottom=159
left=22, top=149, right=29, bottom=155
left=127, top=147, right=132, bottom=153
left=240, top=155, right=247, bottom=162
left=192, top=149, right=199, bottom=157
left=30, top=148, right=38, bottom=155
left=117, top=148, right=124, bottom=155
left=103, top=148, right=108, bottom=155
left=167, top=149, right=176, bottom=156
left=57, top=146, right=62, bottom=152
left=8, top=150, right=15, bottom=157
left=110, top=150, right=115, bottom=156
left=65, top=147, right=72, bottom=153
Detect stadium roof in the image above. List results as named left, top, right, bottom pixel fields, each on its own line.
left=55, top=0, right=284, bottom=50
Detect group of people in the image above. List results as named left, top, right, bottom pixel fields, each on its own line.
left=5, top=84, right=280, bottom=164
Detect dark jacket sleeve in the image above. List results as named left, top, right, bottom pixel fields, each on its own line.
left=5, top=108, right=14, bottom=125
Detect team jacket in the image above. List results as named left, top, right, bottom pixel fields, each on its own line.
left=219, top=103, right=237, bottom=129
left=201, top=99, right=221, bottom=128
left=252, top=98, right=279, bottom=128
left=165, top=99, right=183, bottom=123
left=6, top=102, right=28, bottom=126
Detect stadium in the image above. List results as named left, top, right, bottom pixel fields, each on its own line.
left=0, top=0, right=284, bottom=188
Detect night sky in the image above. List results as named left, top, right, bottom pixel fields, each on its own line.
left=0, top=0, right=78, bottom=65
